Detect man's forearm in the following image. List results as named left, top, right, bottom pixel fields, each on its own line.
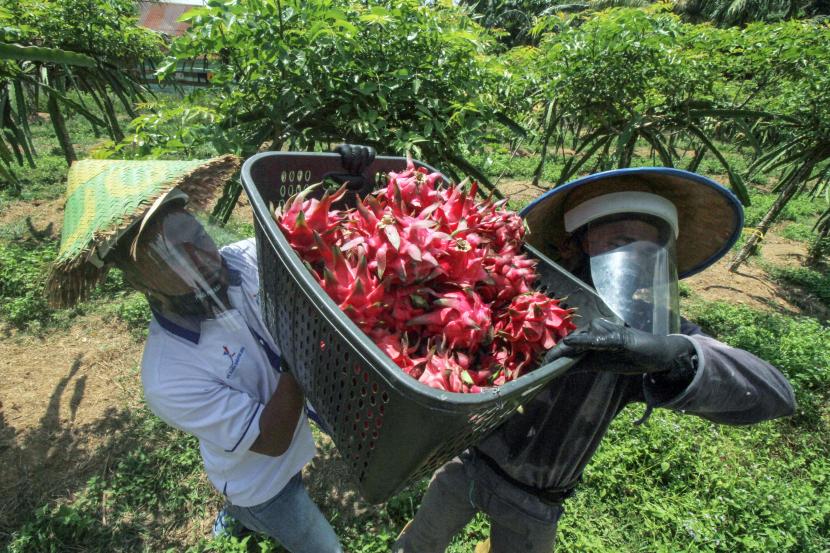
left=644, top=334, right=796, bottom=424
left=250, top=372, right=305, bottom=456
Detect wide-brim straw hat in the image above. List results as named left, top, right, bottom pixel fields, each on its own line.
left=46, top=155, right=241, bottom=308
left=521, top=167, right=744, bottom=279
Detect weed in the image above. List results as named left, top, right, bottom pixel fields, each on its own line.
left=768, top=265, right=830, bottom=308
left=0, top=240, right=58, bottom=329
left=115, top=292, right=152, bottom=338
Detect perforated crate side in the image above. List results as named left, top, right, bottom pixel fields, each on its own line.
left=243, top=151, right=612, bottom=502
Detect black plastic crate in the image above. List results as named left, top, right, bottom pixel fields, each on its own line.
left=240, top=151, right=616, bottom=503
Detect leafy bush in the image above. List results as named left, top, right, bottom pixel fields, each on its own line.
left=528, top=8, right=754, bottom=198
left=0, top=0, right=161, bottom=186
left=155, top=0, right=516, bottom=190
left=5, top=0, right=160, bottom=65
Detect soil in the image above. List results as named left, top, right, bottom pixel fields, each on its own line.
left=0, top=314, right=144, bottom=532
left=0, top=197, right=65, bottom=242
left=495, top=178, right=549, bottom=204
left=0, top=188, right=824, bottom=538
left=686, top=226, right=830, bottom=321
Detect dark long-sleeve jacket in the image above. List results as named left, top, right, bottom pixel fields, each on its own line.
left=474, top=319, right=796, bottom=493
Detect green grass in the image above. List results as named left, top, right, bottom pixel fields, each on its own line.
left=3, top=94, right=829, bottom=553
left=768, top=265, right=830, bottom=309
left=5, top=297, right=828, bottom=553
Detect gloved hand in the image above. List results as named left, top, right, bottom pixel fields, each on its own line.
left=544, top=318, right=697, bottom=376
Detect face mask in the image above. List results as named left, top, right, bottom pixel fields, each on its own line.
left=163, top=273, right=228, bottom=318
left=129, top=209, right=230, bottom=318
left=581, top=215, right=680, bottom=335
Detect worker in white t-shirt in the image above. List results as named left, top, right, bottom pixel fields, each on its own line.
left=108, top=201, right=340, bottom=551
left=47, top=157, right=340, bottom=550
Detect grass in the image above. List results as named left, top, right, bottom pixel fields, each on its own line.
left=5, top=296, right=828, bottom=553
left=2, top=98, right=829, bottom=553
left=768, top=265, right=830, bottom=309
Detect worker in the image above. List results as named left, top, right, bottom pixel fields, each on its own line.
left=46, top=156, right=342, bottom=552
left=394, top=168, right=796, bottom=553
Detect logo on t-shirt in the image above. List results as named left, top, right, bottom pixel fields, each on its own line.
left=223, top=345, right=246, bottom=379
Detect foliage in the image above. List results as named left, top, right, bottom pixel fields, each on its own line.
left=113, top=96, right=223, bottom=159
left=559, top=407, right=830, bottom=552
left=0, top=239, right=57, bottom=329
left=715, top=19, right=830, bottom=268
left=6, top=412, right=214, bottom=552
left=7, top=0, right=161, bottom=64
left=530, top=8, right=750, bottom=200
left=675, top=0, right=830, bottom=26
left=769, top=265, right=830, bottom=308
left=5, top=299, right=829, bottom=552
left=155, top=0, right=519, bottom=196
left=459, top=0, right=580, bottom=46
left=0, top=0, right=161, bottom=186
left=115, top=291, right=152, bottom=338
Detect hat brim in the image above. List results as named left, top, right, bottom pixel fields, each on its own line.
left=520, top=168, right=744, bottom=279
left=47, top=154, right=240, bottom=308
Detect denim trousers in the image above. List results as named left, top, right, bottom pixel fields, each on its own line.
left=226, top=472, right=343, bottom=553
left=393, top=451, right=564, bottom=553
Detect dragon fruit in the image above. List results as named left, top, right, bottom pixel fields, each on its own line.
left=275, top=156, right=575, bottom=393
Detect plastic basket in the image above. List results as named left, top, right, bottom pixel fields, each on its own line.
left=240, top=150, right=617, bottom=503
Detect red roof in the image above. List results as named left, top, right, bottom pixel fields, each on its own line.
left=137, top=2, right=196, bottom=37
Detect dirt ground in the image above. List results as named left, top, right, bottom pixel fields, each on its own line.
left=0, top=315, right=145, bottom=531
left=0, top=188, right=821, bottom=538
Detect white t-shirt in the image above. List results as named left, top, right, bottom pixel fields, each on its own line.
left=141, top=239, right=315, bottom=507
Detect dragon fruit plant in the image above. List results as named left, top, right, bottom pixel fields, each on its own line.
left=275, top=158, right=575, bottom=393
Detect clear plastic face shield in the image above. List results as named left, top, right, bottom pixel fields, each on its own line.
left=580, top=213, right=680, bottom=335
left=120, top=207, right=231, bottom=319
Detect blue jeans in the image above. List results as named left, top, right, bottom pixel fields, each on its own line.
left=227, top=473, right=342, bottom=553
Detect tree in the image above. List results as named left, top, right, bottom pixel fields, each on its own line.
left=157, top=0, right=522, bottom=221
left=726, top=20, right=830, bottom=269
left=674, top=0, right=830, bottom=25
left=0, top=0, right=161, bottom=188
left=527, top=8, right=750, bottom=201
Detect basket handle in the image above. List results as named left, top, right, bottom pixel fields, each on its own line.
left=321, top=144, right=377, bottom=194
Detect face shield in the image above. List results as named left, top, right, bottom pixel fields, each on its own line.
left=121, top=207, right=231, bottom=318
left=565, top=192, right=680, bottom=335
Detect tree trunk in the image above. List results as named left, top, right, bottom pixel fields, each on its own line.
left=807, top=224, right=829, bottom=267
left=729, top=174, right=803, bottom=272
left=47, top=92, right=76, bottom=165
left=532, top=101, right=556, bottom=188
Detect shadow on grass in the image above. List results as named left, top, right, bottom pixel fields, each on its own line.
left=0, top=349, right=214, bottom=551
left=0, top=353, right=146, bottom=548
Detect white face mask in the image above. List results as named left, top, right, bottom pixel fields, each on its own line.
left=581, top=214, right=680, bottom=335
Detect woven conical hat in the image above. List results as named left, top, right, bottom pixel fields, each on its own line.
left=47, top=155, right=240, bottom=307
left=521, top=167, right=744, bottom=278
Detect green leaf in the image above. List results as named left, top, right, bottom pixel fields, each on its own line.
left=688, top=124, right=749, bottom=205
left=0, top=42, right=96, bottom=67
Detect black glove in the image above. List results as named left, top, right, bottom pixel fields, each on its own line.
left=544, top=318, right=697, bottom=376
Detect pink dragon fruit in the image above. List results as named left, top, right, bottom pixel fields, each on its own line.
left=274, top=155, right=575, bottom=394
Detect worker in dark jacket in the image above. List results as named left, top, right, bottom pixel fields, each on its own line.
left=394, top=168, right=796, bottom=553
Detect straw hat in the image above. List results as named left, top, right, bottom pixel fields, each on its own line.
left=46, top=155, right=241, bottom=308
left=521, top=167, right=744, bottom=278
